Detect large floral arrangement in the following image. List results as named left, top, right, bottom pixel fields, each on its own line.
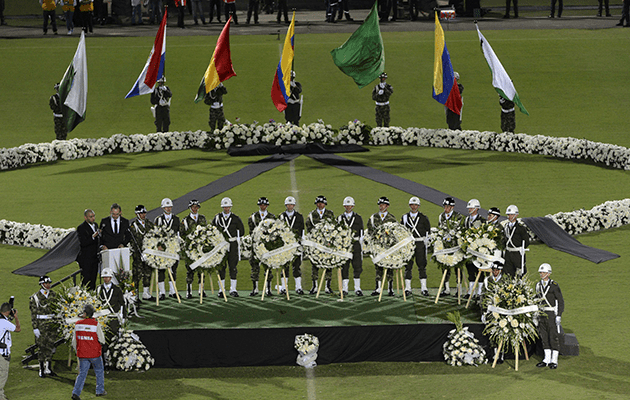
left=110, top=329, right=155, bottom=372
left=460, top=222, right=504, bottom=270
left=142, top=226, right=181, bottom=270
left=363, top=222, right=415, bottom=269
left=302, top=219, right=353, bottom=269
left=546, top=199, right=630, bottom=235
left=114, top=269, right=139, bottom=317
left=252, top=219, right=300, bottom=270
left=184, top=224, right=229, bottom=270
left=430, top=220, right=465, bottom=271
left=294, top=333, right=319, bottom=369
left=482, top=275, right=543, bottom=355
left=52, top=286, right=110, bottom=342
left=443, top=312, right=487, bottom=367
left=0, top=219, right=74, bottom=249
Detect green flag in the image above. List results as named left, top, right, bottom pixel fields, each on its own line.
left=330, top=1, right=384, bottom=89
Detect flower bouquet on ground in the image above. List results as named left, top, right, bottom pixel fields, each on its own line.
left=184, top=224, right=230, bottom=301
left=443, top=312, right=487, bottom=367
left=429, top=220, right=465, bottom=303
left=114, top=269, right=139, bottom=318
left=302, top=218, right=353, bottom=297
left=294, top=333, right=319, bottom=369
left=52, top=286, right=110, bottom=342
left=482, top=274, right=543, bottom=370
left=363, top=222, right=415, bottom=301
left=110, top=329, right=155, bottom=372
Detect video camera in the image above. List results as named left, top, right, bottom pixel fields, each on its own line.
left=7, top=296, right=15, bottom=320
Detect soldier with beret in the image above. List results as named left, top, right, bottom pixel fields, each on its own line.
left=154, top=198, right=180, bottom=299
left=503, top=204, right=529, bottom=277
left=372, top=72, right=393, bottom=127
left=400, top=196, right=431, bottom=297
left=248, top=197, right=276, bottom=297
left=180, top=199, right=208, bottom=299
left=367, top=196, right=397, bottom=296
left=536, top=263, right=564, bottom=370
left=278, top=196, right=305, bottom=294
left=29, top=276, right=58, bottom=378
left=130, top=205, right=155, bottom=301
left=305, top=195, right=334, bottom=294
left=212, top=197, right=245, bottom=297
left=337, top=196, right=364, bottom=296
left=437, top=196, right=463, bottom=296
left=463, top=199, right=485, bottom=299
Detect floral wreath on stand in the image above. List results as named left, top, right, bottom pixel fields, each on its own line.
left=363, top=222, right=416, bottom=300
left=429, top=219, right=465, bottom=302
left=302, top=219, right=353, bottom=297
left=142, top=226, right=181, bottom=270
left=114, top=269, right=140, bottom=318
left=110, top=329, right=155, bottom=371
left=252, top=219, right=300, bottom=298
left=51, top=286, right=110, bottom=342
left=443, top=311, right=487, bottom=367
left=482, top=274, right=543, bottom=370
left=184, top=224, right=230, bottom=299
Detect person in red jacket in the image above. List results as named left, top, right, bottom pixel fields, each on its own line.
left=71, top=305, right=106, bottom=400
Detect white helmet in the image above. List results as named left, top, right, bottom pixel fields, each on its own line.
left=284, top=196, right=296, bottom=205
left=467, top=199, right=481, bottom=209
left=101, top=268, right=114, bottom=278
left=506, top=204, right=519, bottom=215
left=161, top=198, right=173, bottom=208
left=221, top=197, right=233, bottom=207
left=454, top=71, right=460, bottom=80
left=409, top=197, right=421, bottom=206
left=343, top=196, right=355, bottom=206
left=538, top=263, right=552, bottom=273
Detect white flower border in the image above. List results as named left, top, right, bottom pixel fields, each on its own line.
left=2, top=122, right=630, bottom=249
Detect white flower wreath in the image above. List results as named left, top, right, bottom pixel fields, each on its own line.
left=142, top=226, right=180, bottom=270
left=52, top=286, right=110, bottom=342
left=430, top=221, right=465, bottom=271
left=184, top=224, right=229, bottom=270
left=363, top=222, right=415, bottom=269
left=302, top=219, right=353, bottom=269
left=110, top=329, right=155, bottom=372
left=460, top=222, right=504, bottom=270
left=252, top=219, right=300, bottom=270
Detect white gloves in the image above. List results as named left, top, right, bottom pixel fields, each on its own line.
left=379, top=82, right=386, bottom=89
left=555, top=316, right=561, bottom=325
left=378, top=90, right=384, bottom=95
left=33, top=328, right=41, bottom=338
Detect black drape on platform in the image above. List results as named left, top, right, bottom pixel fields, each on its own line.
left=136, top=324, right=493, bottom=368
left=12, top=231, right=80, bottom=277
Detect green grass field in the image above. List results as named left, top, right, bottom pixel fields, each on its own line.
left=1, top=26, right=630, bottom=400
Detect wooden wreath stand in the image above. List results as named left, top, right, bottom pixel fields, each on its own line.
left=149, top=266, right=181, bottom=305
left=198, top=270, right=220, bottom=304
left=377, top=268, right=407, bottom=302
left=465, top=268, right=491, bottom=309
left=491, top=340, right=530, bottom=371
left=261, top=268, right=291, bottom=301
left=314, top=267, right=344, bottom=300
left=435, top=267, right=462, bottom=304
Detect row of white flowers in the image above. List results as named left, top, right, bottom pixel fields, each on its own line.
left=0, top=219, right=74, bottom=249
left=3, top=121, right=630, bottom=170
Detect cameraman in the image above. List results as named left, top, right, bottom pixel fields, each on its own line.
left=150, top=76, right=172, bottom=133
left=1, top=302, right=21, bottom=400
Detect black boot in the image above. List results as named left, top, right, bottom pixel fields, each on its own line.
left=325, top=279, right=333, bottom=294
left=388, top=280, right=395, bottom=296
left=250, top=280, right=259, bottom=296
left=38, top=361, right=46, bottom=378
left=309, top=279, right=318, bottom=294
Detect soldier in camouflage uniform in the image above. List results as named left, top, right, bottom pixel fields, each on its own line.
left=438, top=196, right=463, bottom=296
left=305, top=195, right=334, bottom=294
left=130, top=205, right=155, bottom=301
left=500, top=95, right=516, bottom=133
left=180, top=199, right=208, bottom=299
left=536, top=263, right=564, bottom=370
left=204, top=83, right=228, bottom=132
left=212, top=197, right=245, bottom=297
left=367, top=197, right=397, bottom=296
left=400, top=196, right=431, bottom=297
left=371, top=72, right=393, bottom=127
left=49, top=83, right=67, bottom=140
left=29, top=276, right=58, bottom=378
left=278, top=196, right=305, bottom=294
left=248, top=197, right=276, bottom=296
left=337, top=196, right=364, bottom=296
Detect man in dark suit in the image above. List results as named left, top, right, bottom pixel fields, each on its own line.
left=77, top=209, right=100, bottom=290
left=99, top=203, right=131, bottom=250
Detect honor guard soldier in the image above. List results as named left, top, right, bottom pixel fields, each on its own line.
left=155, top=198, right=181, bottom=299
left=205, top=83, right=228, bottom=132
left=212, top=197, right=245, bottom=297
left=336, top=196, right=364, bottom=296
left=305, top=195, right=334, bottom=294
left=536, top=263, right=564, bottom=369
left=463, top=199, right=485, bottom=299
left=151, top=76, right=172, bottom=133
left=130, top=205, right=155, bottom=301
left=248, top=197, right=276, bottom=296
left=367, top=197, right=397, bottom=296
left=438, top=197, right=463, bottom=296
left=400, top=196, right=431, bottom=297
left=29, top=276, right=58, bottom=378
left=446, top=72, right=463, bottom=130
left=181, top=199, right=208, bottom=299
left=487, top=207, right=501, bottom=225
left=372, top=72, right=394, bottom=127
left=499, top=94, right=516, bottom=133
left=50, top=83, right=67, bottom=140
left=96, top=268, right=126, bottom=359
left=285, top=71, right=303, bottom=125
left=278, top=196, right=305, bottom=294
left=502, top=204, right=529, bottom=277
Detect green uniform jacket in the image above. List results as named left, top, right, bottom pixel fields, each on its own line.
left=366, top=211, right=397, bottom=234
left=130, top=218, right=154, bottom=262
left=248, top=211, right=276, bottom=235
left=29, top=289, right=57, bottom=331
left=305, top=209, right=335, bottom=232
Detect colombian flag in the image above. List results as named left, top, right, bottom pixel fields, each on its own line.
left=194, top=17, right=237, bottom=103
left=271, top=12, right=296, bottom=112
left=432, top=13, right=462, bottom=115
